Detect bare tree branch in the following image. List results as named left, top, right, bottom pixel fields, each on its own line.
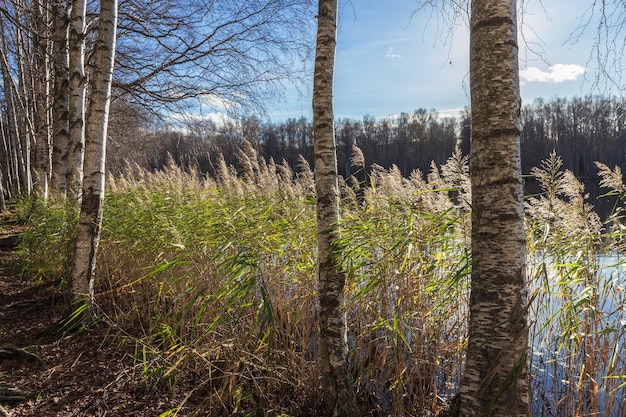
left=113, top=0, right=315, bottom=115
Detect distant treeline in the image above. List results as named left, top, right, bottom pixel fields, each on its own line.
left=108, top=95, right=626, bottom=216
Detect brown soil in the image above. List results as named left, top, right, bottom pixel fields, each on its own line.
left=0, top=220, right=190, bottom=417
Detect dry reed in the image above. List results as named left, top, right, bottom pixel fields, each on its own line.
left=16, top=146, right=626, bottom=416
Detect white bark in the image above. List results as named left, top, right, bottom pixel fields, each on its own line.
left=459, top=0, right=530, bottom=415
left=14, top=8, right=33, bottom=196
left=67, top=0, right=86, bottom=201
left=71, top=0, right=117, bottom=305
left=0, top=20, right=25, bottom=196
left=313, top=1, right=357, bottom=415
left=32, top=0, right=52, bottom=200
left=51, top=0, right=71, bottom=195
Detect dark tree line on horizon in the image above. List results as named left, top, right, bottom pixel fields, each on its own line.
left=105, top=95, right=626, bottom=216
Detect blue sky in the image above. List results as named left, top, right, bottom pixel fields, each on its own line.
left=266, top=0, right=624, bottom=122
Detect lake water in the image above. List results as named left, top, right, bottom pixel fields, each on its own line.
left=528, top=254, right=626, bottom=416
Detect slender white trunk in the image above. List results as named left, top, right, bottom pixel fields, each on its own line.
left=0, top=24, right=23, bottom=196
left=51, top=0, right=71, bottom=195
left=0, top=115, right=8, bottom=209
left=67, top=0, right=86, bottom=201
left=33, top=0, right=52, bottom=200
left=71, top=0, right=117, bottom=305
left=14, top=13, right=33, bottom=196
left=313, top=1, right=357, bottom=415
left=0, top=117, right=13, bottom=198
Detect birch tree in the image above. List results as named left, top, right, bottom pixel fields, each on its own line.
left=312, top=1, right=357, bottom=415
left=71, top=0, right=117, bottom=306
left=50, top=0, right=71, bottom=194
left=457, top=0, right=529, bottom=415
left=67, top=0, right=86, bottom=200
left=32, top=0, right=52, bottom=199
left=0, top=4, right=31, bottom=196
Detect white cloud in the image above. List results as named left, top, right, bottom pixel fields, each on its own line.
left=203, top=112, right=236, bottom=127
left=519, top=64, right=586, bottom=84
left=168, top=112, right=235, bottom=130
left=385, top=46, right=401, bottom=59
left=200, top=93, right=240, bottom=111
left=437, top=108, right=465, bottom=119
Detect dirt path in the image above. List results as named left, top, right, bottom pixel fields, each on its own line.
left=0, top=219, right=185, bottom=417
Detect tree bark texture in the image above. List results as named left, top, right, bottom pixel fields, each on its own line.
left=51, top=0, right=71, bottom=195
left=32, top=0, right=52, bottom=200
left=13, top=5, right=34, bottom=197
left=459, top=0, right=530, bottom=416
left=312, top=1, right=357, bottom=416
left=71, top=0, right=117, bottom=305
left=67, top=0, right=86, bottom=201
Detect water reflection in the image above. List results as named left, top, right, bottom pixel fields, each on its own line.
left=529, top=254, right=626, bottom=416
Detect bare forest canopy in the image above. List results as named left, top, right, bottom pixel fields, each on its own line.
left=107, top=95, right=626, bottom=218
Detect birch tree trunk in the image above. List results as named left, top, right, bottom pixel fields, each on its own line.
left=67, top=0, right=86, bottom=201
left=0, top=116, right=7, bottom=210
left=458, top=0, right=530, bottom=415
left=14, top=11, right=33, bottom=197
left=0, top=23, right=24, bottom=196
left=0, top=116, right=15, bottom=198
left=32, top=0, right=52, bottom=200
left=51, top=0, right=71, bottom=195
left=0, top=166, right=5, bottom=212
left=313, top=1, right=357, bottom=415
left=71, top=0, right=117, bottom=306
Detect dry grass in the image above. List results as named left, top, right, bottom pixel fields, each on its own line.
left=526, top=151, right=626, bottom=417
left=16, top=146, right=626, bottom=416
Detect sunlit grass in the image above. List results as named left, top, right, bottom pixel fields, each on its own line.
left=16, top=146, right=626, bottom=416
left=526, top=152, right=626, bottom=417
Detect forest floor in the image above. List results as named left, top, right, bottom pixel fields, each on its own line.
left=0, top=216, right=191, bottom=417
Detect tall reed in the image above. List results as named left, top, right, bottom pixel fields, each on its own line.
left=16, top=145, right=626, bottom=416
left=97, top=145, right=472, bottom=416
left=526, top=151, right=626, bottom=416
